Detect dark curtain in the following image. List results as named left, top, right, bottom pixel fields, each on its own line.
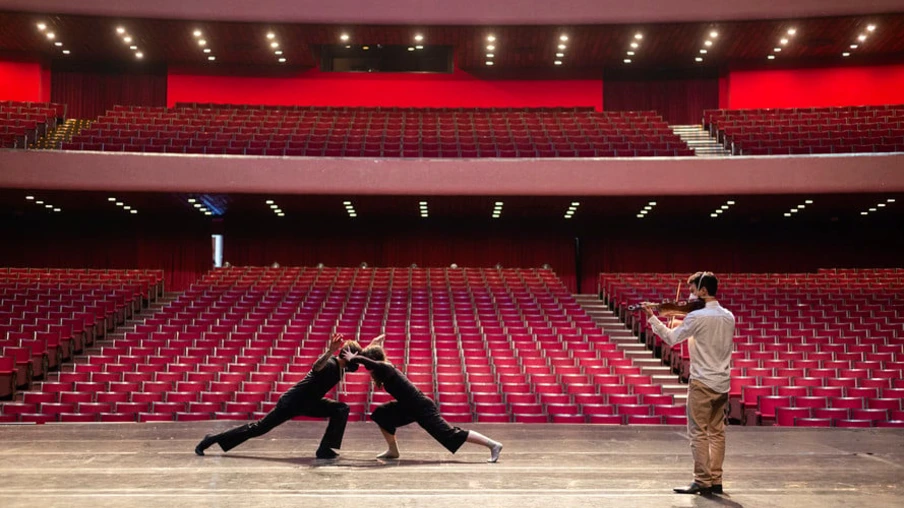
left=0, top=215, right=210, bottom=291
left=50, top=62, right=167, bottom=118
left=603, top=69, right=719, bottom=125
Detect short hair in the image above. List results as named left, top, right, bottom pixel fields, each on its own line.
left=687, top=271, right=704, bottom=285
left=361, top=345, right=386, bottom=362
left=696, top=272, right=718, bottom=296
left=341, top=341, right=363, bottom=356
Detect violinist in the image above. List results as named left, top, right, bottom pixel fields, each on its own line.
left=642, top=272, right=735, bottom=496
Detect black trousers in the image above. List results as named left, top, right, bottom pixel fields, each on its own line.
left=371, top=400, right=469, bottom=453
left=211, top=397, right=349, bottom=452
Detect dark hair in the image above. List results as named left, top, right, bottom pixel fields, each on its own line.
left=340, top=341, right=363, bottom=372
left=695, top=272, right=718, bottom=296
left=361, top=345, right=386, bottom=362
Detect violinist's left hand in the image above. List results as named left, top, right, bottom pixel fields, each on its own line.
left=641, top=304, right=655, bottom=318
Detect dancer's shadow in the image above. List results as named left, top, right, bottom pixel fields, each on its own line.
left=221, top=454, right=471, bottom=468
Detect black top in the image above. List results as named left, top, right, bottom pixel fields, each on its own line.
left=355, top=358, right=434, bottom=409
left=280, top=357, right=341, bottom=402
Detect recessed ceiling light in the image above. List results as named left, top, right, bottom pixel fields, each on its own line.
left=623, top=59, right=632, bottom=64
left=208, top=56, right=216, bottom=61
left=869, top=208, right=877, bottom=212
left=199, top=39, right=207, bottom=46
left=270, top=205, right=279, bottom=209
left=193, top=203, right=202, bottom=208
left=193, top=30, right=202, bottom=37
left=710, top=213, right=718, bottom=218
left=130, top=210, right=138, bottom=214
left=62, top=50, right=70, bottom=55
left=108, top=197, right=116, bottom=201
left=270, top=42, right=279, bottom=48
left=797, top=204, right=806, bottom=209
left=858, top=34, right=867, bottom=41
left=704, top=40, right=712, bottom=46
left=888, top=198, right=896, bottom=203
left=560, top=35, right=569, bottom=41
left=630, top=42, right=638, bottom=48
left=36, top=200, right=44, bottom=205
left=634, top=33, right=643, bottom=40
left=804, top=200, right=813, bottom=204
left=408, top=47, right=415, bottom=51
left=485, top=61, right=494, bottom=66
left=46, top=32, right=55, bottom=39
left=572, top=201, right=581, bottom=206
left=558, top=44, right=567, bottom=50
left=850, top=44, right=858, bottom=49
left=637, top=214, right=645, bottom=218
left=768, top=55, right=776, bottom=60
left=557, top=52, right=565, bottom=57
left=37, top=23, right=46, bottom=31
left=555, top=60, right=563, bottom=65
left=277, top=213, right=285, bottom=217
left=695, top=57, right=703, bottom=62
left=340, top=33, right=349, bottom=41
left=710, top=31, right=718, bottom=38
left=791, top=209, right=799, bottom=213
left=26, top=196, right=34, bottom=200
left=721, top=205, right=729, bottom=210
left=774, top=47, right=782, bottom=52
left=205, top=211, right=212, bottom=216
left=116, top=202, right=124, bottom=206
left=53, top=208, right=61, bottom=213
left=860, top=211, right=869, bottom=216
left=487, top=45, right=495, bottom=51
left=486, top=53, right=495, bottom=58
left=867, top=25, right=876, bottom=32
left=643, top=206, right=652, bottom=210
left=135, top=52, right=143, bottom=59
left=54, top=42, right=62, bottom=47
left=278, top=58, right=287, bottom=63
left=123, top=206, right=131, bottom=210
left=487, top=35, right=496, bottom=42
left=203, top=48, right=211, bottom=53
left=267, top=32, right=275, bottom=39
left=715, top=210, right=723, bottom=214
left=625, top=51, right=634, bottom=56
left=700, top=49, right=707, bottom=54
left=415, top=45, right=423, bottom=49
left=842, top=52, right=850, bottom=57
left=414, top=34, right=424, bottom=42
left=123, top=36, right=131, bottom=43
left=342, top=201, right=352, bottom=205
left=877, top=203, right=886, bottom=208
left=274, top=50, right=283, bottom=55
left=780, top=38, right=788, bottom=45
left=116, top=27, right=125, bottom=34
left=787, top=28, right=797, bottom=35
left=274, top=209, right=282, bottom=214
left=362, top=46, right=369, bottom=50
left=265, top=200, right=274, bottom=204
left=784, top=213, right=792, bottom=217
left=129, top=45, right=137, bottom=50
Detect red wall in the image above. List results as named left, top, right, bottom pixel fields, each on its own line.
left=167, top=68, right=603, bottom=110
left=725, top=63, right=904, bottom=109
left=0, top=60, right=51, bottom=102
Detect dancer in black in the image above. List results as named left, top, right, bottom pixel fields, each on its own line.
left=194, top=333, right=379, bottom=459
left=342, top=346, right=503, bottom=462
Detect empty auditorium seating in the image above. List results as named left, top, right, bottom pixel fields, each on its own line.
left=0, top=101, right=66, bottom=149
left=0, top=268, right=163, bottom=397
left=600, top=269, right=904, bottom=427
left=2, top=266, right=686, bottom=424
left=703, top=105, right=904, bottom=155
left=59, top=105, right=694, bottom=158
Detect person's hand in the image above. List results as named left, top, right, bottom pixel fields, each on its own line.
left=641, top=304, right=655, bottom=318
left=369, top=334, right=386, bottom=347
left=329, top=333, right=344, bottom=353
left=340, top=349, right=358, bottom=362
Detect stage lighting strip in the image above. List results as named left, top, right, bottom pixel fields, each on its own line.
left=486, top=34, right=496, bottom=66
left=843, top=24, right=876, bottom=58
left=709, top=200, right=735, bottom=218
left=343, top=201, right=357, bottom=218
left=783, top=199, right=814, bottom=218
left=555, top=34, right=567, bottom=66
left=492, top=201, right=503, bottom=219
left=696, top=30, right=718, bottom=63
left=108, top=196, right=138, bottom=215
left=860, top=198, right=896, bottom=217
left=419, top=201, right=429, bottom=218
left=25, top=195, right=61, bottom=213
left=187, top=197, right=214, bottom=217
left=264, top=199, right=284, bottom=217
left=116, top=26, right=144, bottom=59
left=636, top=200, right=657, bottom=219
left=564, top=201, right=581, bottom=219
left=267, top=31, right=286, bottom=63
left=193, top=29, right=216, bottom=62
left=768, top=27, right=796, bottom=61
left=624, top=32, right=641, bottom=64
left=36, top=22, right=70, bottom=56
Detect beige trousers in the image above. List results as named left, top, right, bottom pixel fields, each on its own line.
left=686, top=379, right=728, bottom=486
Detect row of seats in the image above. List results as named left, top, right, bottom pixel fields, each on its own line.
left=600, top=269, right=903, bottom=426
left=0, top=101, right=65, bottom=149
left=703, top=104, right=904, bottom=156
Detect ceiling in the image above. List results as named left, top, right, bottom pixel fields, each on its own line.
left=0, top=189, right=900, bottom=224
left=1, top=11, right=903, bottom=69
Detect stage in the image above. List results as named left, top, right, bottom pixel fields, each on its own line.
left=0, top=422, right=901, bottom=508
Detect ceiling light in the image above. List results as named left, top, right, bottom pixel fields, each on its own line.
left=108, top=197, right=116, bottom=201
left=558, top=44, right=567, bottom=50
left=700, top=49, right=707, bottom=54
left=274, top=50, right=283, bottom=55
left=867, top=25, right=876, bottom=32
left=624, top=59, right=632, bottom=64
left=123, top=206, right=132, bottom=210
left=850, top=44, right=858, bottom=49
left=572, top=201, right=581, bottom=206
left=408, top=47, right=415, bottom=51
left=115, top=202, right=124, bottom=206
left=877, top=203, right=886, bottom=208
left=265, top=200, right=274, bottom=204
left=116, top=27, right=125, bottom=34
left=720, top=205, right=729, bottom=210
left=278, top=58, right=287, bottom=63
left=804, top=200, right=813, bottom=204
left=768, top=55, right=776, bottom=60
left=888, top=199, right=896, bottom=203
left=414, top=34, right=424, bottom=42
left=129, top=45, right=137, bottom=50
left=485, top=61, right=494, bottom=66
left=46, top=32, right=55, bottom=39
left=203, top=48, right=211, bottom=53
left=362, top=46, right=369, bottom=50
left=797, top=204, right=806, bottom=209
left=695, top=57, right=703, bottom=62
left=342, top=201, right=352, bottom=205
left=208, top=56, right=216, bottom=61
left=199, top=39, right=207, bottom=46
left=54, top=42, right=62, bottom=47
left=53, top=208, right=61, bottom=213
left=635, top=33, right=643, bottom=40
left=784, top=213, right=792, bottom=217
left=340, top=34, right=350, bottom=41
left=193, top=30, right=201, bottom=37
left=35, top=201, right=44, bottom=205
left=123, top=36, right=131, bottom=43
left=630, top=42, right=638, bottom=48
left=130, top=210, right=138, bottom=214
left=780, top=38, right=788, bottom=45
left=267, top=32, right=275, bottom=39
left=842, top=52, right=850, bottom=57
left=560, top=35, right=569, bottom=42
left=704, top=40, right=712, bottom=46
left=486, top=53, right=495, bottom=58
left=710, top=31, right=718, bottom=38
left=44, top=204, right=52, bottom=209
left=205, top=211, right=212, bottom=216
left=270, top=42, right=279, bottom=48
left=554, top=60, right=564, bottom=65
left=787, top=28, right=797, bottom=35
left=193, top=203, right=202, bottom=208
left=715, top=210, right=723, bottom=214
left=274, top=209, right=282, bottom=214
left=860, top=212, right=869, bottom=216
left=135, top=52, right=143, bottom=59
left=349, top=212, right=357, bottom=217
left=643, top=206, right=652, bottom=210
left=637, top=214, right=645, bottom=218
left=556, top=52, right=565, bottom=57
left=37, top=23, right=46, bottom=31
left=774, top=47, right=782, bottom=52
left=710, top=213, right=718, bottom=218
left=415, top=45, right=423, bottom=49
left=726, top=201, right=735, bottom=205
left=62, top=50, right=70, bottom=55
left=487, top=45, right=495, bottom=51
left=858, top=34, right=867, bottom=41
left=25, top=195, right=34, bottom=200
left=869, top=208, right=877, bottom=212
left=791, top=209, right=799, bottom=213
left=276, top=213, right=285, bottom=217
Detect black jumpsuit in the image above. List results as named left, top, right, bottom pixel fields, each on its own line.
left=358, top=359, right=469, bottom=454
left=207, top=357, right=349, bottom=452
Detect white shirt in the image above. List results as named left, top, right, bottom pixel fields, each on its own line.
left=648, top=300, right=735, bottom=393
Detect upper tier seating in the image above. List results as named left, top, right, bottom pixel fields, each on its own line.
left=703, top=105, right=904, bottom=155
left=60, top=105, right=694, bottom=158
left=0, top=267, right=687, bottom=424
left=600, top=269, right=904, bottom=428
left=0, top=268, right=163, bottom=403
left=0, top=101, right=66, bottom=149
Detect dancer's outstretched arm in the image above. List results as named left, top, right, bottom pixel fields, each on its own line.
left=313, top=333, right=344, bottom=371
left=365, top=334, right=386, bottom=349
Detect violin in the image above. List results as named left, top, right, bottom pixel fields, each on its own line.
left=627, top=299, right=705, bottom=315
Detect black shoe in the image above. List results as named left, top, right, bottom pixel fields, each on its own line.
left=711, top=484, right=723, bottom=494
left=195, top=434, right=215, bottom=456
left=673, top=482, right=713, bottom=495
left=316, top=447, right=339, bottom=459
